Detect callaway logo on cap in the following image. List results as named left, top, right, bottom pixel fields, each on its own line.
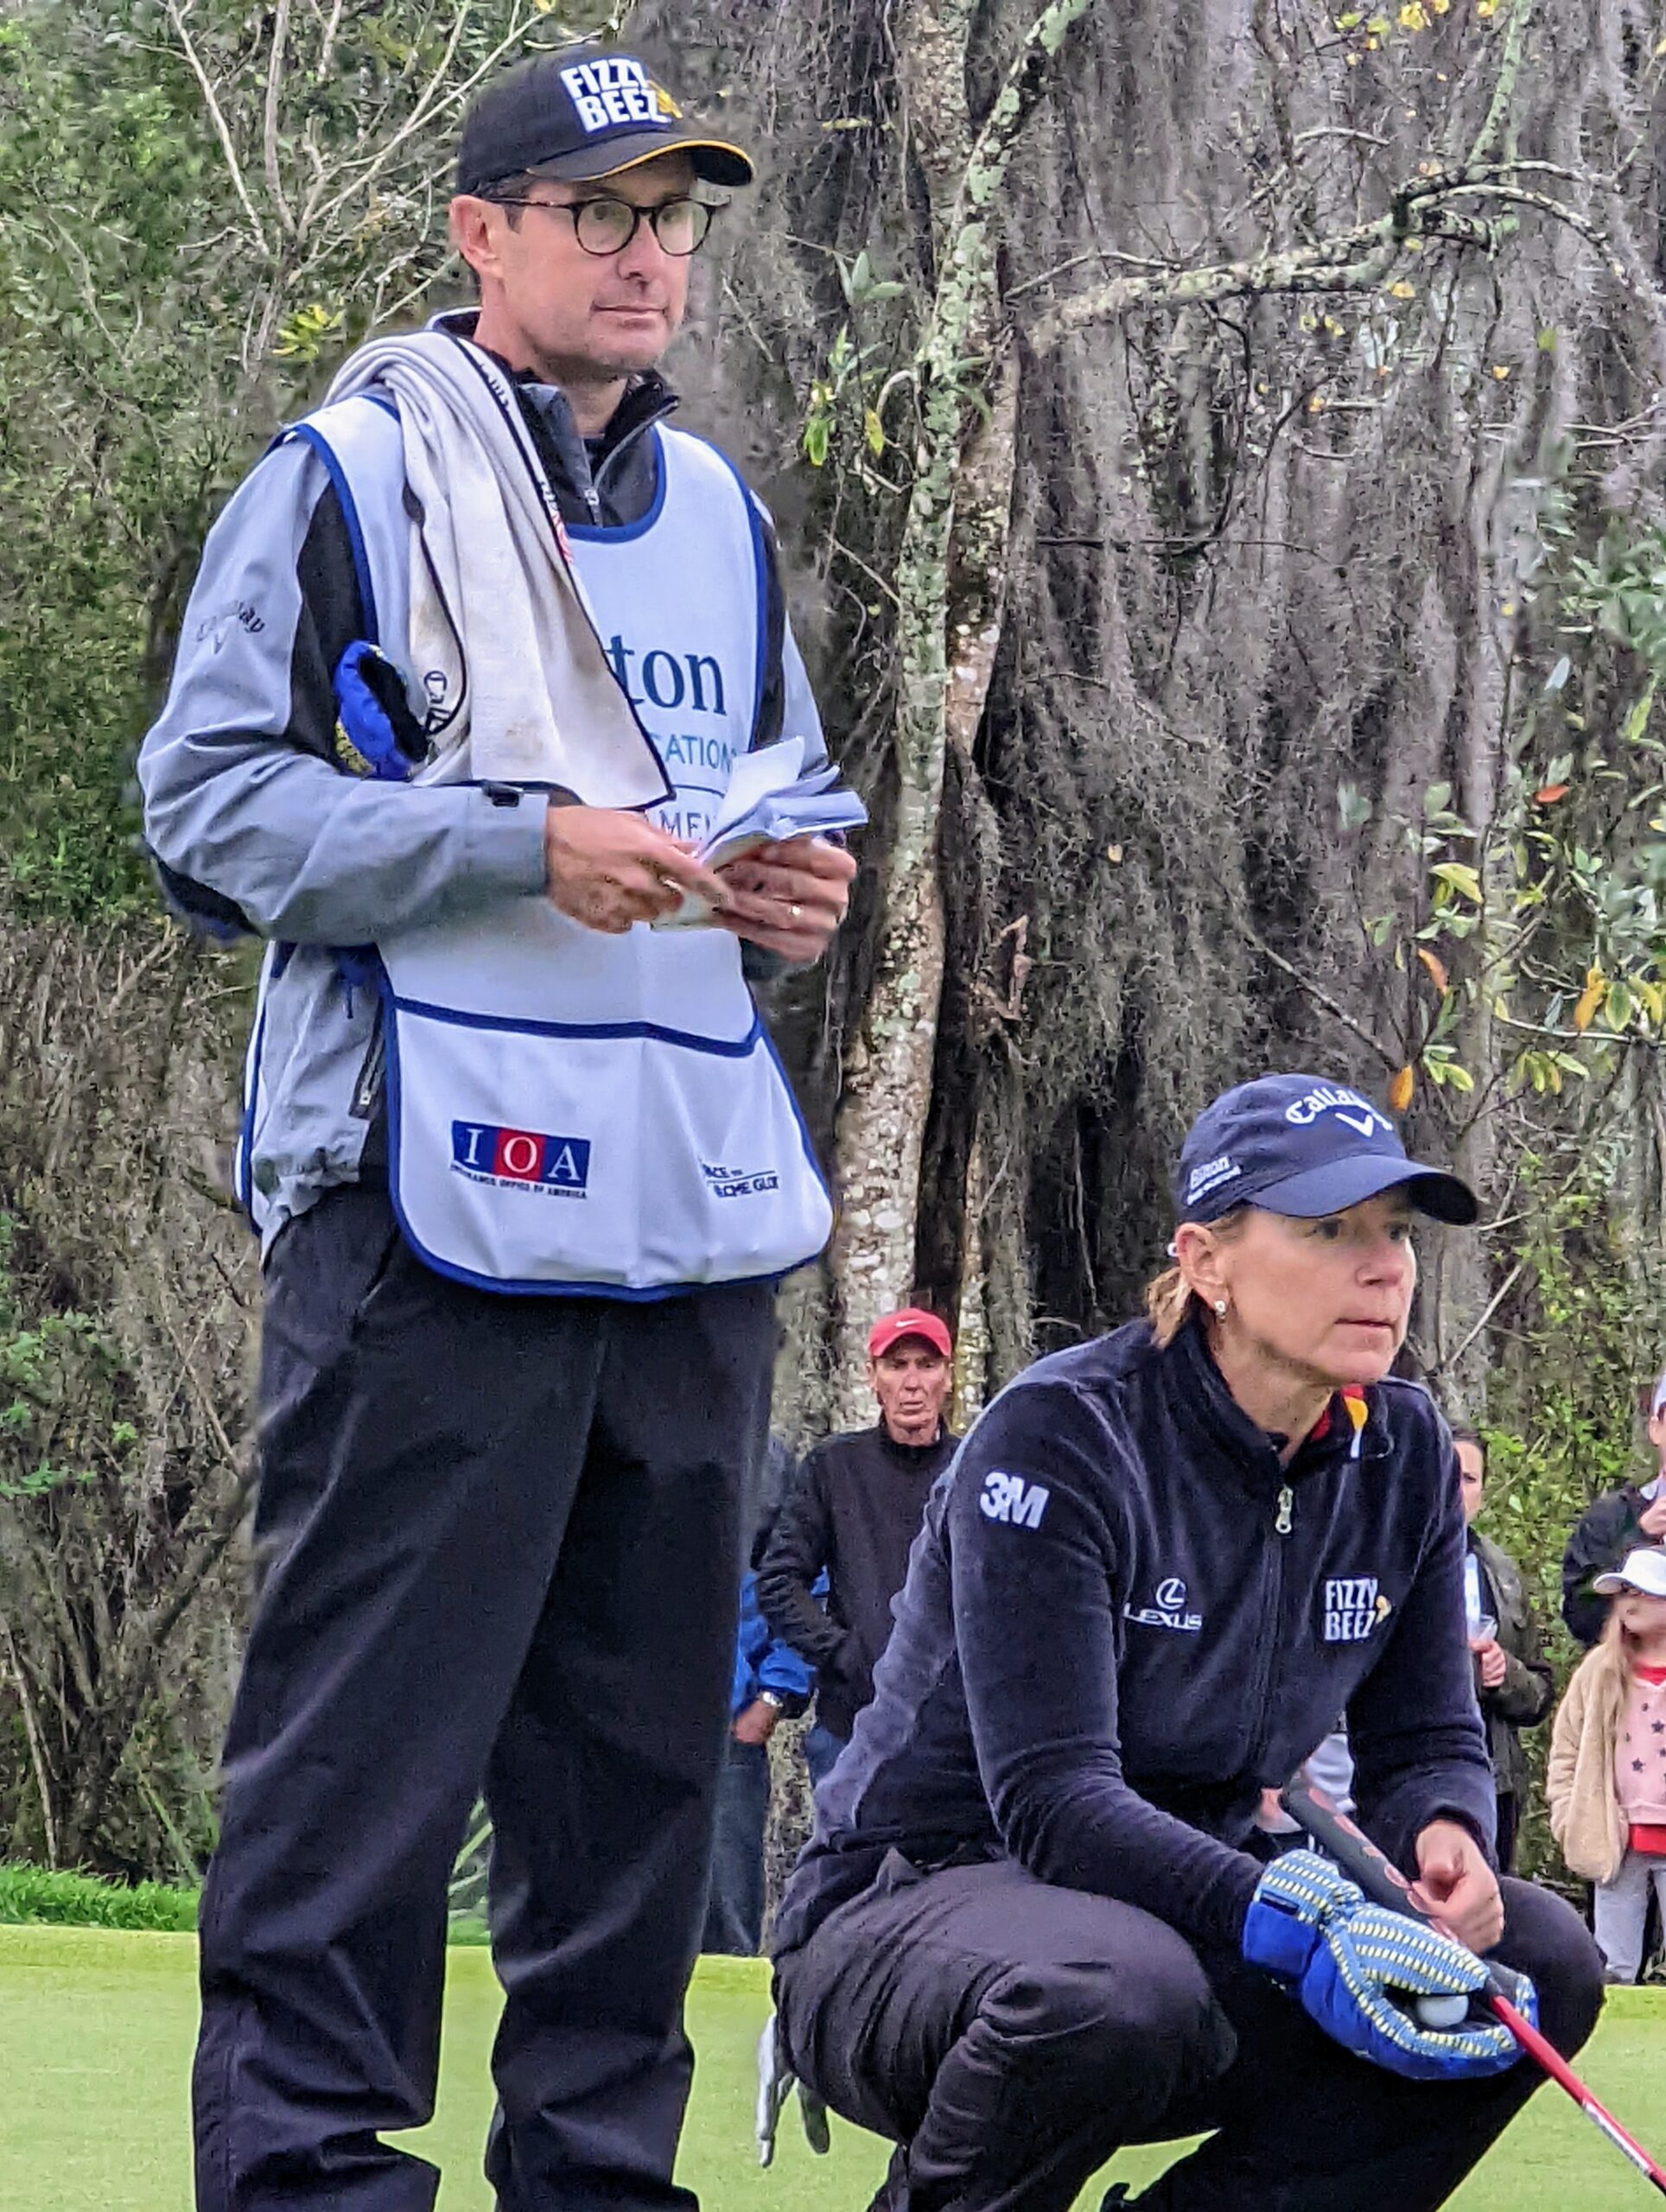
left=456, top=47, right=755, bottom=196
left=1172, top=1072, right=1478, bottom=1227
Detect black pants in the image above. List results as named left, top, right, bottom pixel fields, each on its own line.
left=1495, top=1790, right=1519, bottom=1876
left=194, top=1188, right=775, bottom=2211
left=701, top=1735, right=770, bottom=1955
left=773, top=1853, right=1605, bottom=2212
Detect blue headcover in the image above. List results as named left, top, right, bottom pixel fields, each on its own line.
left=1243, top=1848, right=1533, bottom=2082
left=332, top=640, right=431, bottom=783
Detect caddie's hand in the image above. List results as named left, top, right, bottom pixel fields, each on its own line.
left=543, top=805, right=730, bottom=934
left=1474, top=1637, right=1509, bottom=1691
left=713, top=835, right=856, bottom=963
left=1639, top=1491, right=1666, bottom=1541
left=1412, top=1821, right=1504, bottom=1954
left=732, top=1698, right=780, bottom=1747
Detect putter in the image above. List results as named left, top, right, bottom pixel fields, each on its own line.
left=1280, top=1775, right=1666, bottom=2199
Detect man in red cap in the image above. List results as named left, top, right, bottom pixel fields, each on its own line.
left=759, top=1308, right=958, bottom=1784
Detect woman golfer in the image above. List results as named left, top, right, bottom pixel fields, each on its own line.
left=772, top=1075, right=1603, bottom=2212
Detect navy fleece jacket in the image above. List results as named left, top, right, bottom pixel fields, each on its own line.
left=773, top=1313, right=1494, bottom=1962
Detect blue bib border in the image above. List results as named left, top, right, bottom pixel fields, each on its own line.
left=376, top=956, right=831, bottom=1301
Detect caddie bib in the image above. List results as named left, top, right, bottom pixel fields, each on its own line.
left=374, top=427, right=832, bottom=1294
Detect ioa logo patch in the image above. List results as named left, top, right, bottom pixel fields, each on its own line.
left=1125, top=1575, right=1204, bottom=1634
left=559, top=57, right=671, bottom=135
left=702, top=1159, right=779, bottom=1200
left=978, top=1470, right=1050, bottom=1529
left=1323, top=1576, right=1393, bottom=1643
left=451, top=1122, right=590, bottom=1198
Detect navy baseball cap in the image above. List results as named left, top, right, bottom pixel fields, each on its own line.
left=1173, top=1074, right=1478, bottom=1227
left=456, top=48, right=754, bottom=197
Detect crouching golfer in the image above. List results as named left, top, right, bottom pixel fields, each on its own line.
left=772, top=1075, right=1603, bottom=2212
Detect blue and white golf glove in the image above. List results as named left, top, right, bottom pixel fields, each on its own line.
left=1241, top=1849, right=1534, bottom=2082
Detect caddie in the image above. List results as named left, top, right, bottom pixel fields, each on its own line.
left=139, top=43, right=854, bottom=2212
left=771, top=1075, right=1603, bottom=2212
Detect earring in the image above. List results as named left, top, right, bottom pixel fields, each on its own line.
left=1213, top=1298, right=1229, bottom=1319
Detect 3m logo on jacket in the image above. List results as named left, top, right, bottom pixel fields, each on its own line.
left=978, top=1471, right=1050, bottom=1529
left=451, top=1122, right=591, bottom=1197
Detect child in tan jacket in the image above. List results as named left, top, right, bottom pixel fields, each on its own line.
left=1547, top=1545, right=1666, bottom=1982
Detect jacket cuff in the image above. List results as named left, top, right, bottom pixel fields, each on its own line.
left=464, top=790, right=549, bottom=897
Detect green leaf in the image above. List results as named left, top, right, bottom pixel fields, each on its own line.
left=1622, top=686, right=1656, bottom=746
left=1431, top=861, right=1483, bottom=904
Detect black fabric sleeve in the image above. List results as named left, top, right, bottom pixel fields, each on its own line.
left=947, top=1381, right=1262, bottom=1955
left=757, top=1449, right=848, bottom=1670
left=1561, top=1493, right=1631, bottom=1649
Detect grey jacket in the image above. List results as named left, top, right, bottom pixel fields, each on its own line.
left=138, top=326, right=823, bottom=1245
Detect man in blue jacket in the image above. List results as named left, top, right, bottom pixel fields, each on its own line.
left=140, top=46, right=852, bottom=2212
left=703, top=1440, right=816, bottom=1955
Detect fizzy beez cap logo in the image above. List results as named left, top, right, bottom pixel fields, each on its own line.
left=559, top=55, right=671, bottom=137
left=452, top=1122, right=591, bottom=1198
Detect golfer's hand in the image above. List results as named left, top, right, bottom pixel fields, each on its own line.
left=544, top=806, right=729, bottom=934
left=1473, top=1637, right=1509, bottom=1691
left=1640, top=1491, right=1666, bottom=1541
left=1413, top=1821, right=1504, bottom=1954
left=732, top=1699, right=780, bottom=1748
left=714, top=836, right=855, bottom=963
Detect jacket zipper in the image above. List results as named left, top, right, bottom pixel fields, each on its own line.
left=1246, top=1481, right=1296, bottom=1775
left=350, top=1019, right=385, bottom=1120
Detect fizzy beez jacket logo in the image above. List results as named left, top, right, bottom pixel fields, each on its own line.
left=1322, top=1575, right=1392, bottom=1643
left=451, top=1122, right=591, bottom=1198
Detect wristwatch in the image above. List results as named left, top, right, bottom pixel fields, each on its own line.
left=759, top=1690, right=785, bottom=1711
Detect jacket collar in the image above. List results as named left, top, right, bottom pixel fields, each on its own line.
left=428, top=308, right=679, bottom=510
left=1163, top=1312, right=1387, bottom=1494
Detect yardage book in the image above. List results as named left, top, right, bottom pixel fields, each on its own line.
left=652, top=734, right=868, bottom=929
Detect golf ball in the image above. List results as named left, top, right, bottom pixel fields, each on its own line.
left=1415, top=1993, right=1470, bottom=2030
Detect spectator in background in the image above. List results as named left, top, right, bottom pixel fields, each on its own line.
left=759, top=1309, right=957, bottom=1786
left=703, top=1440, right=815, bottom=1955
left=1561, top=1368, right=1666, bottom=1647
left=1548, top=1546, right=1666, bottom=1983
left=1453, top=1426, right=1553, bottom=1872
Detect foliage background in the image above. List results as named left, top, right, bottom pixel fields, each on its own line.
left=3, top=0, right=1666, bottom=1900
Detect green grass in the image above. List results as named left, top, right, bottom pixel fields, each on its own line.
left=0, top=1862, right=498, bottom=1943
left=0, top=1929, right=1661, bottom=2209
left=0, top=1861, right=199, bottom=1932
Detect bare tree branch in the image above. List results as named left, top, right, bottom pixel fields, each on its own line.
left=163, top=1, right=270, bottom=257
left=263, top=0, right=296, bottom=240
left=1031, top=159, right=1628, bottom=353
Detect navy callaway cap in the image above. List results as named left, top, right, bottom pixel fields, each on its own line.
left=1173, top=1074, right=1478, bottom=1227
left=456, top=48, right=754, bottom=197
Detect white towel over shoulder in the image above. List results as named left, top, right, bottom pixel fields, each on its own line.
left=325, top=328, right=668, bottom=809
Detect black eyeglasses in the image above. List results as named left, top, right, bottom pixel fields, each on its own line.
left=486, top=193, right=718, bottom=257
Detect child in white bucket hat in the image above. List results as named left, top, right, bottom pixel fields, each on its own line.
left=1548, top=1545, right=1666, bottom=1980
